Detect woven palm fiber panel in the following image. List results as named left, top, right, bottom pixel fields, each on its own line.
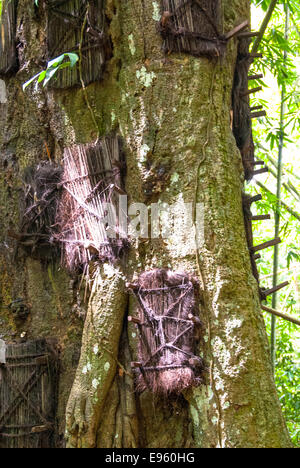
left=129, top=269, right=205, bottom=395
left=0, top=339, right=58, bottom=448
left=56, top=136, right=127, bottom=271
left=0, top=0, right=18, bottom=75
left=14, top=162, right=62, bottom=258
left=46, top=0, right=111, bottom=88
left=159, top=0, right=226, bottom=58
left=232, top=37, right=255, bottom=180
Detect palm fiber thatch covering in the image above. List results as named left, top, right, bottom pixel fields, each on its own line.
left=0, top=0, right=18, bottom=75
left=0, top=339, right=58, bottom=448
left=128, top=269, right=205, bottom=395
left=159, top=0, right=226, bottom=59
left=13, top=162, right=62, bottom=258
left=46, top=0, right=111, bottom=88
left=56, top=136, right=127, bottom=271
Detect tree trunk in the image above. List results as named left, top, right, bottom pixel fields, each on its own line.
left=0, top=0, right=292, bottom=448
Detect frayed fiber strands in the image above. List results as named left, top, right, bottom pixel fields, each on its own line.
left=128, top=269, right=205, bottom=395
left=56, top=137, right=127, bottom=271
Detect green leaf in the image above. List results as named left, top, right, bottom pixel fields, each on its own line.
left=22, top=72, right=43, bottom=91
left=22, top=52, right=79, bottom=90
left=37, top=70, right=46, bottom=83
left=47, top=54, right=66, bottom=69
left=65, top=53, right=79, bottom=68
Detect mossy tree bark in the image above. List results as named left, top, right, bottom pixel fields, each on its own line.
left=0, top=0, right=292, bottom=448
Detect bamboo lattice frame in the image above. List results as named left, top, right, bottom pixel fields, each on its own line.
left=128, top=269, right=205, bottom=395
left=159, top=0, right=226, bottom=58
left=0, top=340, right=58, bottom=448
left=46, top=0, right=111, bottom=88
left=0, top=0, right=18, bottom=75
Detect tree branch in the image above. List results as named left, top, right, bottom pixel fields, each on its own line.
left=267, top=165, right=300, bottom=202
left=291, top=18, right=300, bottom=38
left=255, top=181, right=300, bottom=222
left=261, top=304, right=300, bottom=326
left=258, top=144, right=300, bottom=181
left=264, top=152, right=300, bottom=196
left=251, top=0, right=279, bottom=54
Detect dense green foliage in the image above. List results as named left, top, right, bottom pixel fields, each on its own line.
left=251, top=0, right=300, bottom=445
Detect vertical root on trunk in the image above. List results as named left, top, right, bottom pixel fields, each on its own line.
left=65, top=265, right=128, bottom=448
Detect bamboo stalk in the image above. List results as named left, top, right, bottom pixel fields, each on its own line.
left=251, top=214, right=271, bottom=221
left=126, top=282, right=139, bottom=291
left=263, top=155, right=300, bottom=201
left=225, top=20, right=249, bottom=40
left=248, top=73, right=264, bottom=81
left=251, top=111, right=267, bottom=119
left=270, top=6, right=290, bottom=371
left=267, top=165, right=300, bottom=202
left=258, top=144, right=300, bottom=182
left=131, top=362, right=143, bottom=368
left=238, top=31, right=260, bottom=39
left=128, top=316, right=142, bottom=325
left=256, top=182, right=300, bottom=222
left=263, top=281, right=289, bottom=297
left=251, top=105, right=263, bottom=111
left=241, top=86, right=262, bottom=97
left=251, top=237, right=281, bottom=253
left=188, top=313, right=201, bottom=325
left=189, top=357, right=202, bottom=366
left=248, top=194, right=263, bottom=204
left=253, top=167, right=268, bottom=176
left=249, top=53, right=263, bottom=58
